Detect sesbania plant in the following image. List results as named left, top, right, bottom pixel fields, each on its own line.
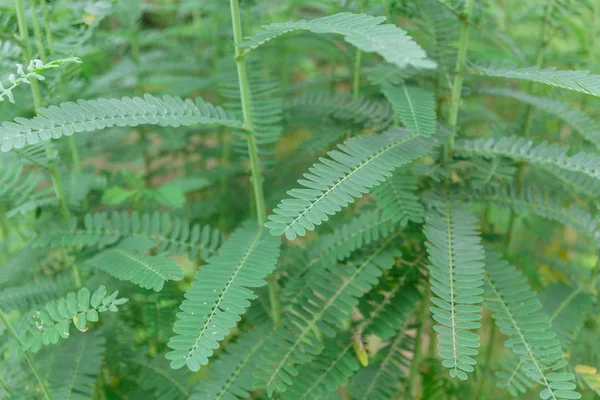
left=1, top=0, right=600, bottom=399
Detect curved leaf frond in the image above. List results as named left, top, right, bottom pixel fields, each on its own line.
left=541, top=283, right=595, bottom=349
left=85, top=237, right=183, bottom=292
left=453, top=185, right=600, bottom=245
left=484, top=251, right=581, bottom=400
left=372, top=168, right=424, bottom=225
left=166, top=222, right=281, bottom=371
left=382, top=83, right=436, bottom=137
left=455, top=136, right=600, bottom=181
left=0, top=94, right=242, bottom=152
left=470, top=64, right=600, bottom=97
left=266, top=128, right=440, bottom=240
left=190, top=325, right=273, bottom=400
left=254, top=235, right=400, bottom=396
left=285, top=91, right=394, bottom=132
left=481, top=88, right=600, bottom=149
left=240, top=12, right=437, bottom=70
left=23, top=286, right=128, bottom=352
left=130, top=352, right=193, bottom=400
left=27, top=211, right=223, bottom=260
left=283, top=284, right=420, bottom=399
left=424, top=199, right=485, bottom=380
left=349, top=329, right=414, bottom=400
left=49, top=331, right=105, bottom=400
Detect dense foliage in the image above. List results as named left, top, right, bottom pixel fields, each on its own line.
left=1, top=0, right=599, bottom=399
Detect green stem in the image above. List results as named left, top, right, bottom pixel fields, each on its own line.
left=38, top=0, right=54, bottom=53
left=15, top=0, right=41, bottom=113
left=473, top=321, right=496, bottom=399
left=15, top=0, right=70, bottom=220
left=0, top=309, right=52, bottom=400
left=382, top=0, right=391, bottom=20
left=352, top=49, right=362, bottom=100
left=506, top=0, right=554, bottom=252
left=408, top=284, right=430, bottom=398
left=39, top=0, right=80, bottom=174
left=0, top=373, right=10, bottom=397
left=229, top=0, right=281, bottom=327
left=352, top=0, right=367, bottom=100
left=443, top=0, right=475, bottom=161
left=29, top=2, right=47, bottom=61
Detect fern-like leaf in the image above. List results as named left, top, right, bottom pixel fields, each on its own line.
left=424, top=199, right=485, bottom=380
left=308, top=209, right=398, bottom=267
left=0, top=274, right=72, bottom=312
left=166, top=222, right=281, bottom=371
left=0, top=94, right=241, bottom=152
left=27, top=211, right=223, bottom=260
left=283, top=284, right=420, bottom=399
left=240, top=12, right=436, bottom=70
left=484, top=251, right=581, bottom=400
left=190, top=325, right=272, bottom=400
left=48, top=330, right=105, bottom=400
left=285, top=91, right=394, bottom=132
left=254, top=235, right=400, bottom=396
left=471, top=64, right=600, bottom=97
left=455, top=136, right=600, bottom=182
left=85, top=237, right=183, bottom=292
left=266, top=128, right=439, bottom=240
left=453, top=185, right=600, bottom=245
left=481, top=88, right=600, bottom=149
left=349, top=329, right=414, bottom=400
left=382, top=83, right=436, bottom=137
left=541, top=283, right=595, bottom=349
left=130, top=352, right=193, bottom=400
left=23, top=286, right=128, bottom=352
left=372, top=168, right=424, bottom=225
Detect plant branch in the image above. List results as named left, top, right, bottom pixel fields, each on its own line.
left=443, top=0, right=475, bottom=161
left=229, top=0, right=281, bottom=327
left=0, top=309, right=52, bottom=400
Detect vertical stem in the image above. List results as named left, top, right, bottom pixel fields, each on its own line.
left=14, top=0, right=42, bottom=113
left=29, top=2, right=47, bottom=62
left=506, top=0, right=554, bottom=252
left=408, top=284, right=430, bottom=398
left=37, top=0, right=80, bottom=173
left=15, top=0, right=70, bottom=220
left=352, top=0, right=367, bottom=100
left=473, top=320, right=496, bottom=399
left=443, top=0, right=475, bottom=161
left=0, top=309, right=52, bottom=400
left=352, top=49, right=362, bottom=100
left=0, top=373, right=11, bottom=397
left=229, top=0, right=280, bottom=327
left=38, top=0, right=54, bottom=53
left=382, top=0, right=391, bottom=21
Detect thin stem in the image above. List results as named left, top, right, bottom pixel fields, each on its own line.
left=267, top=274, right=281, bottom=327
left=38, top=0, right=80, bottom=173
left=38, top=0, right=54, bottom=53
left=352, top=0, right=367, bottom=100
left=0, top=373, right=11, bottom=397
left=15, top=0, right=42, bottom=113
left=229, top=0, right=280, bottom=327
left=382, top=0, right=391, bottom=20
left=443, top=0, right=475, bottom=161
left=29, top=2, right=47, bottom=61
left=352, top=49, right=362, bottom=100
left=473, top=320, right=496, bottom=399
left=408, top=284, right=430, bottom=398
left=506, top=0, right=554, bottom=252
left=0, top=309, right=52, bottom=400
